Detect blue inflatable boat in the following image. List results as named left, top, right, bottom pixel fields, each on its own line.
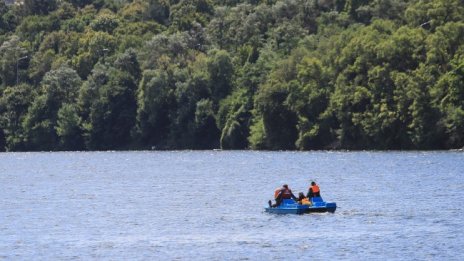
left=265, top=197, right=337, bottom=214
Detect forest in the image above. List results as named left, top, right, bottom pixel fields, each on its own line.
left=0, top=0, right=463, bottom=151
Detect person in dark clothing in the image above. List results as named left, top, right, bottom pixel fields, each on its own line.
left=269, top=184, right=298, bottom=207
left=307, top=181, right=321, bottom=199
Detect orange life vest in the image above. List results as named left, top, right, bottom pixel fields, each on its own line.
left=311, top=185, right=320, bottom=193
left=300, top=197, right=311, bottom=205
left=274, top=188, right=281, bottom=199
left=281, top=188, right=292, bottom=199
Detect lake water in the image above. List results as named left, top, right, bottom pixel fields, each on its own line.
left=0, top=151, right=463, bottom=260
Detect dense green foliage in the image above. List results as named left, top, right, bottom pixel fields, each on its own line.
left=1, top=0, right=463, bottom=151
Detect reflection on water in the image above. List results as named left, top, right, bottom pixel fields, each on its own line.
left=0, top=151, right=463, bottom=260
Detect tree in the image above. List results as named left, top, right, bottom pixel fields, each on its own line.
left=207, top=49, right=233, bottom=102
left=135, top=69, right=174, bottom=148
left=90, top=10, right=119, bottom=33
left=146, top=0, right=170, bottom=24
left=218, top=88, right=252, bottom=149
left=141, top=32, right=190, bottom=70
left=0, top=84, right=36, bottom=151
left=405, top=0, right=464, bottom=29
left=291, top=56, right=333, bottom=149
left=83, top=66, right=137, bottom=150
left=72, top=31, right=117, bottom=78
left=0, top=2, right=12, bottom=34
left=431, top=53, right=464, bottom=148
left=252, top=81, right=298, bottom=150
left=114, top=48, right=141, bottom=82
left=22, top=65, right=82, bottom=150
left=0, top=35, right=28, bottom=87
left=28, top=49, right=55, bottom=85
left=171, top=67, right=213, bottom=148
left=56, top=103, right=84, bottom=150
left=170, top=0, right=213, bottom=31
left=67, top=0, right=94, bottom=8
left=23, top=0, right=57, bottom=16
left=16, top=15, right=60, bottom=44
left=194, top=98, right=220, bottom=148
left=343, top=0, right=370, bottom=22
left=1, top=0, right=464, bottom=151
left=406, top=67, right=442, bottom=149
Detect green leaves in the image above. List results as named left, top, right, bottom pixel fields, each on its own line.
left=21, top=65, right=82, bottom=150
left=56, top=103, right=83, bottom=150
left=135, top=69, right=173, bottom=147
left=0, top=83, right=36, bottom=151
left=90, top=11, right=119, bottom=33
left=0, top=35, right=28, bottom=87
left=23, top=0, right=57, bottom=16
left=1, top=0, right=464, bottom=151
left=80, top=65, right=137, bottom=150
left=207, top=49, right=233, bottom=101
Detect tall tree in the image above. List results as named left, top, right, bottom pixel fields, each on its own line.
left=22, top=65, right=82, bottom=150
left=83, top=66, right=137, bottom=150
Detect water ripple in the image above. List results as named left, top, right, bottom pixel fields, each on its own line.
left=0, top=151, right=463, bottom=260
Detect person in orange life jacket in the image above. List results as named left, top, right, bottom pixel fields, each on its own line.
left=297, top=192, right=311, bottom=205
left=268, top=187, right=282, bottom=208
left=273, top=187, right=281, bottom=200
left=268, top=184, right=297, bottom=208
left=307, top=181, right=321, bottom=199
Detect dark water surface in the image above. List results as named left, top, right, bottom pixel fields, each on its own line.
left=1, top=151, right=463, bottom=260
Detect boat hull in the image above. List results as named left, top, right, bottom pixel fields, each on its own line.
left=265, top=207, right=307, bottom=214
left=265, top=198, right=336, bottom=214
